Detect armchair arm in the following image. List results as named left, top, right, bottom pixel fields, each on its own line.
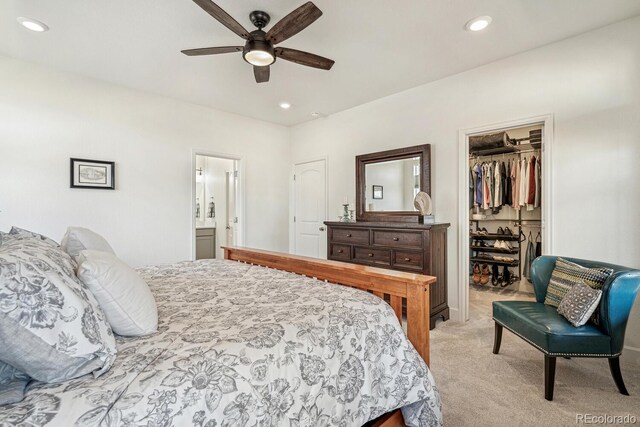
left=530, top=256, right=557, bottom=303
left=600, top=271, right=640, bottom=355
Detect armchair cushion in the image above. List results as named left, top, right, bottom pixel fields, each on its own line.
left=493, top=301, right=613, bottom=356
left=557, top=282, right=602, bottom=327
left=543, top=258, right=613, bottom=307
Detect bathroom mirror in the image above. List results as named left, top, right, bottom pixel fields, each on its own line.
left=356, top=144, right=431, bottom=222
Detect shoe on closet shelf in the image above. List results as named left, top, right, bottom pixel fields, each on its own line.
left=491, top=264, right=500, bottom=286
left=504, top=227, right=513, bottom=236
left=496, top=227, right=504, bottom=235
left=500, top=266, right=511, bottom=287
left=480, top=264, right=491, bottom=285
left=472, top=263, right=481, bottom=284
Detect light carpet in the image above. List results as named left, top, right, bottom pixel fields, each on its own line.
left=429, top=287, right=640, bottom=427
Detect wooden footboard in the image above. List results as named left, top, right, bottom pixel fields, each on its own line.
left=223, top=246, right=435, bottom=366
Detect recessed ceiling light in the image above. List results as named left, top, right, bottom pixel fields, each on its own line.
left=17, top=17, right=49, bottom=32
left=311, top=112, right=321, bottom=117
left=465, top=16, right=492, bottom=32
left=279, top=102, right=291, bottom=110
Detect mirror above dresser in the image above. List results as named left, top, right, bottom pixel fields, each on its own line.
left=356, top=144, right=431, bottom=223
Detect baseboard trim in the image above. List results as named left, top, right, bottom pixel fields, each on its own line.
left=448, top=307, right=461, bottom=322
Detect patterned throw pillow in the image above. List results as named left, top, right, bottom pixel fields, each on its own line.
left=0, top=232, right=116, bottom=400
left=557, top=282, right=603, bottom=327
left=544, top=258, right=613, bottom=307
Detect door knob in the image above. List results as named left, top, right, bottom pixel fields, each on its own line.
left=393, top=237, right=399, bottom=241
left=368, top=253, right=374, bottom=257
left=403, top=257, right=411, bottom=262
left=319, top=227, right=326, bottom=231
left=346, top=233, right=352, bottom=237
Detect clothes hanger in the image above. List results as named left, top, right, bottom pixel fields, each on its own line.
left=535, top=231, right=541, bottom=242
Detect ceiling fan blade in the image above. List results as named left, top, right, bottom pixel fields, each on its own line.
left=254, top=65, right=270, bottom=83
left=181, top=46, right=243, bottom=56
left=266, top=2, right=322, bottom=45
left=275, top=47, right=334, bottom=70
left=192, top=0, right=250, bottom=39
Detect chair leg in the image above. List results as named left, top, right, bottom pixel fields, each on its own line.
left=544, top=355, right=556, bottom=401
left=608, top=357, right=629, bottom=396
left=493, top=323, right=503, bottom=354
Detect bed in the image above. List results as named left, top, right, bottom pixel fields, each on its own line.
left=0, top=247, right=442, bottom=427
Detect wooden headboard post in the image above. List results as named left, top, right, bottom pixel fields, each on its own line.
left=223, top=246, right=434, bottom=366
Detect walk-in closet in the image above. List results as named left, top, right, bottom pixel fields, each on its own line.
left=468, top=125, right=543, bottom=297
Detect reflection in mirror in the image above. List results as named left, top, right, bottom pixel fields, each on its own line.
left=365, top=156, right=420, bottom=212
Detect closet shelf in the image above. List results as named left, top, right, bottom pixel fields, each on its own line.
left=470, top=233, right=520, bottom=241
left=470, top=246, right=519, bottom=254
left=470, top=257, right=519, bottom=267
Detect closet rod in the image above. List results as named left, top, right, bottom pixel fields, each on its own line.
left=469, top=148, right=541, bottom=159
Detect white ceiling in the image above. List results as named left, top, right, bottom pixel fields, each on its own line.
left=2, top=1, right=640, bottom=126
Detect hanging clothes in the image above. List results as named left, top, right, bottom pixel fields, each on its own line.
left=501, top=161, right=509, bottom=206
left=535, top=232, right=542, bottom=258
left=474, top=163, right=483, bottom=206
left=534, top=156, right=541, bottom=208
left=526, top=155, right=536, bottom=211
left=523, top=232, right=535, bottom=281
left=519, top=157, right=528, bottom=207
left=469, top=167, right=474, bottom=207
left=511, top=159, right=519, bottom=209
left=493, top=161, right=501, bottom=208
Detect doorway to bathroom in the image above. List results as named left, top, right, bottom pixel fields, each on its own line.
left=193, top=153, right=242, bottom=260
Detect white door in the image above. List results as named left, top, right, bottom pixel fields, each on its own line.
left=294, top=159, right=327, bottom=258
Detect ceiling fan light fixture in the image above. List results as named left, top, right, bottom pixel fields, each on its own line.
left=243, top=39, right=275, bottom=66
left=465, top=16, right=492, bottom=32
left=17, top=17, right=49, bottom=32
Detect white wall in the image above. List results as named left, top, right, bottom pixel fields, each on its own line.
left=0, top=55, right=291, bottom=266
left=290, top=17, right=640, bottom=360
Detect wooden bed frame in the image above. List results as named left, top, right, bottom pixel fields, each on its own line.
left=223, top=246, right=436, bottom=427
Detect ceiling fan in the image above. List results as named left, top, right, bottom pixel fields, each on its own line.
left=182, top=0, right=335, bottom=83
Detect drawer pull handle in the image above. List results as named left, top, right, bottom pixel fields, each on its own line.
left=403, top=257, right=411, bottom=262
left=338, top=249, right=344, bottom=253
left=393, top=237, right=399, bottom=241
left=368, top=253, right=374, bottom=257
left=346, top=234, right=352, bottom=237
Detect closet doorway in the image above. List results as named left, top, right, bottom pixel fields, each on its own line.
left=458, top=115, right=553, bottom=322
left=192, top=153, right=243, bottom=260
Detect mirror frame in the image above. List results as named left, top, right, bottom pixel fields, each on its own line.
left=356, top=144, right=431, bottom=223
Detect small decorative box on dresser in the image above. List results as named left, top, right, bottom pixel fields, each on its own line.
left=325, top=221, right=450, bottom=329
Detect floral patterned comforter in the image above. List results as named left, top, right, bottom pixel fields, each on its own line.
left=0, top=259, right=442, bottom=427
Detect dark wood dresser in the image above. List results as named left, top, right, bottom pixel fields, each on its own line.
left=324, top=221, right=450, bottom=329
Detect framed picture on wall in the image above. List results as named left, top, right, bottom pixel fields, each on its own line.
left=372, top=185, right=383, bottom=199
left=70, top=158, right=115, bottom=190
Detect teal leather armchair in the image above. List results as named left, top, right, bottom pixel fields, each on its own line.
left=492, top=256, right=640, bottom=400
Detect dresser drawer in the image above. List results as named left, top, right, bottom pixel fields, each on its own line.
left=354, top=247, right=391, bottom=266
left=329, top=244, right=351, bottom=261
left=372, top=230, right=423, bottom=249
left=331, top=228, right=369, bottom=244
left=393, top=250, right=424, bottom=271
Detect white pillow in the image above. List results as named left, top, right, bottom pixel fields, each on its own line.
left=61, top=227, right=115, bottom=258
left=76, top=250, right=158, bottom=336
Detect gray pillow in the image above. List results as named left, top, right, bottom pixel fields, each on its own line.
left=60, top=227, right=115, bottom=259
left=557, top=281, right=603, bottom=327
left=0, top=232, right=116, bottom=403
